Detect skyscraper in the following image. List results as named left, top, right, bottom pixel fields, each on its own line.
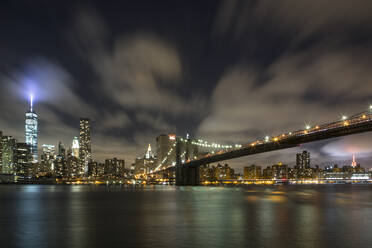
left=1, top=136, right=16, bottom=174
left=25, top=94, right=38, bottom=163
left=58, top=141, right=66, bottom=158
left=145, top=144, right=154, bottom=159
left=296, top=150, right=310, bottom=169
left=14, top=142, right=32, bottom=177
left=72, top=137, right=79, bottom=158
left=79, top=118, right=91, bottom=171
left=40, top=144, right=56, bottom=174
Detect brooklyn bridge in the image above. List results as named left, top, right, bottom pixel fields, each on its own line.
left=141, top=107, right=372, bottom=185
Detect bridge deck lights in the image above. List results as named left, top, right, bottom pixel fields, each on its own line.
left=370, top=105, right=372, bottom=110
left=306, top=125, right=311, bottom=130
left=342, top=115, right=347, bottom=120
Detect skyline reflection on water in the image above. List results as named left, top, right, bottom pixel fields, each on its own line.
left=0, top=185, right=372, bottom=248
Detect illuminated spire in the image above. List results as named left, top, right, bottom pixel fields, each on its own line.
left=351, top=155, right=357, bottom=168
left=145, top=144, right=153, bottom=159
left=30, top=93, right=34, bottom=112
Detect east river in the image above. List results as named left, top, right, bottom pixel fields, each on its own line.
left=0, top=185, right=372, bottom=248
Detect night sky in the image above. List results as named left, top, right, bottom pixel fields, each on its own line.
left=1, top=0, right=372, bottom=170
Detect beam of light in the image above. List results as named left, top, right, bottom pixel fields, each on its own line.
left=30, top=93, right=34, bottom=111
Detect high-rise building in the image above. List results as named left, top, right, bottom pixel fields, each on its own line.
left=244, top=165, right=262, bottom=179
left=145, top=144, right=154, bottom=159
left=296, top=150, right=310, bottom=169
left=66, top=153, right=80, bottom=179
left=295, top=150, right=312, bottom=178
left=72, top=137, right=80, bottom=158
left=79, top=118, right=91, bottom=171
left=104, top=158, right=125, bottom=177
left=40, top=144, right=56, bottom=175
left=25, top=94, right=38, bottom=163
left=1, top=136, right=16, bottom=174
left=88, top=161, right=99, bottom=178
left=54, top=155, right=66, bottom=178
left=14, top=143, right=32, bottom=177
left=58, top=142, right=66, bottom=158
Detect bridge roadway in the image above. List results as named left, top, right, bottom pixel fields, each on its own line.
left=183, top=119, right=372, bottom=168
left=178, top=116, right=372, bottom=185
left=148, top=112, right=372, bottom=185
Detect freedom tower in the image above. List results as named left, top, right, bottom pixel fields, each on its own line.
left=25, top=94, right=38, bottom=163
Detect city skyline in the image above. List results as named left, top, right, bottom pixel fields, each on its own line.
left=1, top=95, right=369, bottom=175
left=1, top=1, right=372, bottom=169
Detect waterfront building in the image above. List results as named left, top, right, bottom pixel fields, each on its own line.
left=271, top=162, right=288, bottom=179
left=199, top=164, right=214, bottom=181
left=214, top=163, right=234, bottom=180
left=295, top=150, right=312, bottom=178
left=296, top=150, right=310, bottom=168
left=79, top=118, right=91, bottom=172
left=25, top=94, right=38, bottom=163
left=244, top=165, right=262, bottom=179
left=97, top=163, right=105, bottom=177
left=66, top=154, right=80, bottom=178
left=104, top=158, right=125, bottom=177
left=88, top=161, right=99, bottom=178
left=54, top=155, right=66, bottom=178
left=14, top=142, right=33, bottom=177
left=262, top=166, right=273, bottom=179
left=1, top=136, right=16, bottom=174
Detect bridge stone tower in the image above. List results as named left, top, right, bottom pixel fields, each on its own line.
left=175, top=137, right=200, bottom=185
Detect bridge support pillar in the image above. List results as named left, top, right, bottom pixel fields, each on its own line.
left=176, top=165, right=199, bottom=186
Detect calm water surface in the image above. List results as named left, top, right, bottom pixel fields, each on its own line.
left=0, top=184, right=372, bottom=248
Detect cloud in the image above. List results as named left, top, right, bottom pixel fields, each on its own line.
left=322, top=133, right=372, bottom=157
left=136, top=112, right=176, bottom=132
left=100, top=111, right=131, bottom=129
left=197, top=45, right=372, bottom=164
left=214, top=0, right=372, bottom=40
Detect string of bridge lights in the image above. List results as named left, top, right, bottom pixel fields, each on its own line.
left=151, top=105, right=372, bottom=173
left=185, top=138, right=242, bottom=149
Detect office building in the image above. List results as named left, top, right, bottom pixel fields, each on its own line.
left=244, top=165, right=262, bottom=179
left=72, top=137, right=79, bottom=158
left=1, top=136, right=16, bottom=174
left=79, top=118, right=91, bottom=171
left=58, top=142, right=66, bottom=158
left=296, top=150, right=310, bottom=169
left=104, top=158, right=125, bottom=177
left=14, top=143, right=32, bottom=177
left=25, top=94, right=38, bottom=163
left=40, top=144, right=56, bottom=175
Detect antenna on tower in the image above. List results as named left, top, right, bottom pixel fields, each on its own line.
left=30, top=93, right=34, bottom=112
